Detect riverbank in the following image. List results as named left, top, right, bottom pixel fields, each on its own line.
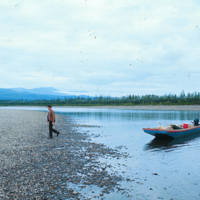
left=1, top=105, right=200, bottom=111
left=54, top=105, right=200, bottom=111
left=89, top=105, right=200, bottom=111
left=0, top=110, right=130, bottom=200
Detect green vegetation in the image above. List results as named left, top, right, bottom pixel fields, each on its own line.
left=0, top=91, right=200, bottom=106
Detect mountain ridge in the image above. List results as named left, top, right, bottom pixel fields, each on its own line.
left=0, top=87, right=77, bottom=100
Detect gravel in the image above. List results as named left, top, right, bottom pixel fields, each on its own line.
left=0, top=110, right=130, bottom=200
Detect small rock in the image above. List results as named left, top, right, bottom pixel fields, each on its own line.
left=72, top=191, right=78, bottom=195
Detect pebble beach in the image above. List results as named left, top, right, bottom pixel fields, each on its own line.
left=0, top=110, right=129, bottom=200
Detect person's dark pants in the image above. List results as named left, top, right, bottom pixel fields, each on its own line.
left=49, top=121, right=59, bottom=138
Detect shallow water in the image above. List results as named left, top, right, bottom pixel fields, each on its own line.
left=1, top=106, right=200, bottom=200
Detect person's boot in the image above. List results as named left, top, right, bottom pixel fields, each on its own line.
left=57, top=131, right=60, bottom=136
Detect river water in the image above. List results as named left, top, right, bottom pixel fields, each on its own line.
left=1, top=106, right=200, bottom=200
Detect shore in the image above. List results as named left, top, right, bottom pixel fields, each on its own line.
left=67, top=105, right=200, bottom=111
left=2, top=105, right=200, bottom=111
left=0, top=110, right=130, bottom=200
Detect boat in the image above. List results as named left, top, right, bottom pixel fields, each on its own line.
left=143, top=125, right=200, bottom=139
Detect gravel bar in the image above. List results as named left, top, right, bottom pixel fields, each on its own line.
left=0, top=110, right=130, bottom=200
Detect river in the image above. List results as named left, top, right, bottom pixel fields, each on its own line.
left=1, top=106, right=200, bottom=200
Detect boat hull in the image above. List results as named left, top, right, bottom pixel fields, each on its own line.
left=143, top=126, right=200, bottom=138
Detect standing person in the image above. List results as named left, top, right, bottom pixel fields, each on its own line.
left=47, top=105, right=60, bottom=138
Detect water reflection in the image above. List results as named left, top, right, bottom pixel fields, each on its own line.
left=1, top=107, right=200, bottom=121
left=144, top=132, right=200, bottom=151
left=63, top=110, right=200, bottom=121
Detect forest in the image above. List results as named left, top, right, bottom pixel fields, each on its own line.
left=0, top=91, right=200, bottom=106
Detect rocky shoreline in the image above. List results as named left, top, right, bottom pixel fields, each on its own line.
left=0, top=110, right=131, bottom=200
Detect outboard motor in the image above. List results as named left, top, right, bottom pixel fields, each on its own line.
left=193, top=118, right=199, bottom=126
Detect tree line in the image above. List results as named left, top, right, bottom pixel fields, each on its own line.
left=0, top=91, right=200, bottom=106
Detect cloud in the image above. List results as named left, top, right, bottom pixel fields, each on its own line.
left=0, top=0, right=200, bottom=95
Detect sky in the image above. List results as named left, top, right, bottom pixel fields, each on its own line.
left=0, top=0, right=200, bottom=96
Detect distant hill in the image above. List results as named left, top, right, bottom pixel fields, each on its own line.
left=0, top=87, right=77, bottom=100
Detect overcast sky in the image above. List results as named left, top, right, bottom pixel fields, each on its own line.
left=0, top=0, right=200, bottom=96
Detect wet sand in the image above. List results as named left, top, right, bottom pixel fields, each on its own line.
left=0, top=110, right=130, bottom=200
